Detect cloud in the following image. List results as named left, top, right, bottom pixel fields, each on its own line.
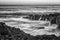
left=0, top=0, right=60, bottom=5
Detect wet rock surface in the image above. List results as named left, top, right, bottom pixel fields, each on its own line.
left=0, top=22, right=60, bottom=40
left=23, top=13, right=60, bottom=28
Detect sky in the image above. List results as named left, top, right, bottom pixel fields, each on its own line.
left=0, top=0, right=60, bottom=5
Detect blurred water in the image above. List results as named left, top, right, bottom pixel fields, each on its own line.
left=0, top=7, right=59, bottom=37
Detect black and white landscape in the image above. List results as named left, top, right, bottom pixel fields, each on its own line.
left=0, top=5, right=60, bottom=40
left=0, top=0, right=60, bottom=40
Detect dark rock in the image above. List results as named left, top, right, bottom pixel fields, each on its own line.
left=56, top=15, right=60, bottom=25
left=0, top=22, right=8, bottom=35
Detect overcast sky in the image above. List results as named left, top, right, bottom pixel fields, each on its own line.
left=0, top=0, right=60, bottom=5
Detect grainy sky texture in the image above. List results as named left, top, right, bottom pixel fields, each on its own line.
left=0, top=0, right=60, bottom=5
